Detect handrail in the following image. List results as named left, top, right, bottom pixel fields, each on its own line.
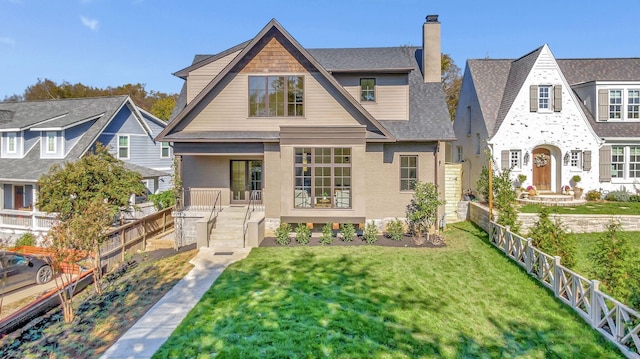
left=242, top=190, right=262, bottom=248
left=205, top=191, right=222, bottom=247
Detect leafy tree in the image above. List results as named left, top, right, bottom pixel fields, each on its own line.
left=441, top=53, right=462, bottom=121
left=148, top=190, right=175, bottom=210
left=37, top=144, right=145, bottom=301
left=406, top=182, right=444, bottom=237
left=588, top=220, right=640, bottom=308
left=4, top=78, right=177, bottom=121
left=476, top=155, right=520, bottom=233
left=528, top=207, right=575, bottom=268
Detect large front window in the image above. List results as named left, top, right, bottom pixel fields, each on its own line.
left=249, top=76, right=304, bottom=117
left=294, top=147, right=351, bottom=209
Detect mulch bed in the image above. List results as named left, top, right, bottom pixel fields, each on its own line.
left=259, top=234, right=446, bottom=248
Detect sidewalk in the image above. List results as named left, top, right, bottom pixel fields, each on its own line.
left=100, top=247, right=251, bottom=359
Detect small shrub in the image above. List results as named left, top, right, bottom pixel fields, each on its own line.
left=15, top=232, right=36, bottom=247
left=340, top=223, right=355, bottom=242
left=274, top=223, right=292, bottom=246
left=528, top=207, right=576, bottom=268
left=148, top=190, right=175, bottom=210
left=320, top=223, right=333, bottom=245
left=605, top=190, right=630, bottom=202
left=363, top=221, right=378, bottom=244
left=295, top=223, right=311, bottom=245
left=586, top=190, right=601, bottom=201
left=385, top=218, right=404, bottom=241
left=629, top=195, right=640, bottom=203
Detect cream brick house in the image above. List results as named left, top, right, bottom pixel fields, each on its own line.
left=158, top=17, right=455, bottom=247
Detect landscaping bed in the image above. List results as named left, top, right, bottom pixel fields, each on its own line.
left=260, top=233, right=446, bottom=248
left=0, top=244, right=196, bottom=358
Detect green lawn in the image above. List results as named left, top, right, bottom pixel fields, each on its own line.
left=155, top=222, right=623, bottom=358
left=519, top=201, right=640, bottom=215
left=570, top=231, right=640, bottom=276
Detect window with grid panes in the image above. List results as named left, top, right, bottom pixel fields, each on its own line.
left=400, top=155, right=418, bottom=191
left=609, top=90, right=622, bottom=119
left=509, top=150, right=521, bottom=169
left=611, top=146, right=624, bottom=178
left=628, top=90, right=640, bottom=119
left=293, top=148, right=351, bottom=208
left=570, top=150, right=581, bottom=168
left=629, top=146, right=640, bottom=178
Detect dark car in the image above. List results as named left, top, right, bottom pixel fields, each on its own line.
left=0, top=251, right=54, bottom=293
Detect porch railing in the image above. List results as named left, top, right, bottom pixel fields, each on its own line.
left=243, top=190, right=263, bottom=247
left=0, top=210, right=58, bottom=233
left=178, top=188, right=221, bottom=210
left=489, top=221, right=640, bottom=359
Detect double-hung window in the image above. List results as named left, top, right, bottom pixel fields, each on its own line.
left=400, top=155, right=418, bottom=191
left=360, top=78, right=375, bottom=102
left=628, top=90, right=640, bottom=119
left=46, top=131, right=56, bottom=153
left=570, top=150, right=581, bottom=168
left=161, top=142, right=170, bottom=158
left=249, top=76, right=304, bottom=117
left=118, top=135, right=129, bottom=159
left=294, top=148, right=351, bottom=209
left=7, top=132, right=16, bottom=153
left=609, top=90, right=623, bottom=119
left=538, top=86, right=551, bottom=110
left=611, top=146, right=625, bottom=178
left=629, top=146, right=640, bottom=178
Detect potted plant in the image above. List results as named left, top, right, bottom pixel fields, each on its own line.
left=515, top=174, right=527, bottom=198
left=571, top=175, right=583, bottom=199
left=526, top=185, right=537, bottom=197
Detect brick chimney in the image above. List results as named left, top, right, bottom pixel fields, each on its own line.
left=423, top=15, right=441, bottom=83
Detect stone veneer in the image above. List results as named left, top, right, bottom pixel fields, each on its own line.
left=467, top=201, right=640, bottom=234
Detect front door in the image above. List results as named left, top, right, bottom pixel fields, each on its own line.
left=532, top=148, right=551, bottom=191
left=230, top=160, right=262, bottom=204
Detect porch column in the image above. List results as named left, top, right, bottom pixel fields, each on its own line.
left=31, top=185, right=37, bottom=230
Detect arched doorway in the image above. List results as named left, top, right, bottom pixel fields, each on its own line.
left=532, top=148, right=551, bottom=190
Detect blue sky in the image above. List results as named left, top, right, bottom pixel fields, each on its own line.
left=1, top=0, right=639, bottom=99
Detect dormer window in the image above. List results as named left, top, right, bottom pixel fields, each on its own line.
left=46, top=131, right=56, bottom=153
left=628, top=90, right=639, bottom=119
left=248, top=76, right=304, bottom=117
left=360, top=78, right=376, bottom=102
left=7, top=132, right=16, bottom=153
left=609, top=90, right=622, bottom=119
left=599, top=89, right=640, bottom=121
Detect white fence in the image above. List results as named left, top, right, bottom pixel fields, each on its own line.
left=489, top=221, right=640, bottom=358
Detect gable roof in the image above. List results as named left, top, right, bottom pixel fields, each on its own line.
left=466, top=45, right=640, bottom=139
left=0, top=96, right=167, bottom=182
left=160, top=19, right=455, bottom=143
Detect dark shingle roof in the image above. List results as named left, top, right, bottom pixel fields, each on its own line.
left=307, top=47, right=415, bottom=72
left=467, top=47, right=640, bottom=139
left=0, top=96, right=165, bottom=182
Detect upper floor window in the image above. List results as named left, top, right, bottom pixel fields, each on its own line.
left=118, top=135, right=129, bottom=159
left=360, top=78, right=375, bottom=102
left=538, top=86, right=551, bottom=110
left=46, top=131, right=56, bottom=153
left=456, top=146, right=463, bottom=162
left=609, top=90, right=622, bottom=119
left=400, top=155, right=418, bottom=191
left=249, top=76, right=304, bottom=117
left=161, top=142, right=170, bottom=158
left=7, top=132, right=16, bottom=153
left=628, top=90, right=640, bottom=119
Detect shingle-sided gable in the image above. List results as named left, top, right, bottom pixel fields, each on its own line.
left=159, top=19, right=394, bottom=142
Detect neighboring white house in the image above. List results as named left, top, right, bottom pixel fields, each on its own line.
left=451, top=44, right=640, bottom=197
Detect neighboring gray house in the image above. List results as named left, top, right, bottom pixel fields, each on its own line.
left=0, top=96, right=173, bottom=240
left=451, top=44, right=640, bottom=197
left=157, top=17, right=455, bottom=247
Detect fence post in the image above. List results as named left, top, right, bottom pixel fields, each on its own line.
left=162, top=210, right=166, bottom=232
left=120, top=228, right=125, bottom=262
left=142, top=219, right=147, bottom=250
left=591, top=280, right=600, bottom=328
left=553, top=256, right=561, bottom=297
left=525, top=238, right=533, bottom=273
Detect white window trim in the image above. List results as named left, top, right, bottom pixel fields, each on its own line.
left=569, top=150, right=582, bottom=172
left=509, top=150, right=522, bottom=170
left=7, top=132, right=17, bottom=154
left=45, top=131, right=57, bottom=153
left=118, top=135, right=130, bottom=159
left=538, top=85, right=552, bottom=112
left=627, top=89, right=640, bottom=119
left=160, top=142, right=170, bottom=159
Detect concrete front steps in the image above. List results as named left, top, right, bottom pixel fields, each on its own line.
left=209, top=206, right=247, bottom=249
left=517, top=192, right=587, bottom=206
left=145, top=230, right=176, bottom=251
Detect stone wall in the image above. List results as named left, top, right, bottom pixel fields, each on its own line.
left=467, top=202, right=640, bottom=234
left=173, top=210, right=209, bottom=247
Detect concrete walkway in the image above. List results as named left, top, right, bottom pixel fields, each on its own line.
left=100, top=247, right=251, bottom=359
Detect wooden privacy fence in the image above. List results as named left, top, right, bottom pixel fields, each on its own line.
left=100, top=206, right=174, bottom=271
left=489, top=221, right=640, bottom=359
